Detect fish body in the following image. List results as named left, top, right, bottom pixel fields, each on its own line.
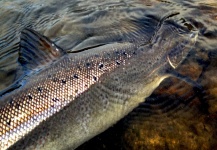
left=0, top=20, right=197, bottom=150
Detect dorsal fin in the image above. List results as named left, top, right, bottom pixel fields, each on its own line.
left=18, top=28, right=65, bottom=70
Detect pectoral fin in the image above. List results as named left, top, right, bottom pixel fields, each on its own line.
left=166, top=69, right=203, bottom=90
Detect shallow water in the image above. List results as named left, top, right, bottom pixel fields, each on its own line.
left=0, top=0, right=217, bottom=149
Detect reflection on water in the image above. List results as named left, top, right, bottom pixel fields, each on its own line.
left=0, top=0, right=217, bottom=149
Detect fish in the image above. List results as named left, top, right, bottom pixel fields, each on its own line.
left=0, top=19, right=198, bottom=150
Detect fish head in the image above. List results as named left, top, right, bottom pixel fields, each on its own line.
left=150, top=20, right=198, bottom=69
left=166, top=27, right=198, bottom=69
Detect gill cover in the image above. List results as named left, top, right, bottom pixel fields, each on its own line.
left=165, top=23, right=198, bottom=68
left=167, top=31, right=198, bottom=68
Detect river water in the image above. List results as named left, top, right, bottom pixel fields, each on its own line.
left=0, top=0, right=217, bottom=149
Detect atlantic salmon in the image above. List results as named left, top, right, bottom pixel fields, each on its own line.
left=0, top=20, right=197, bottom=150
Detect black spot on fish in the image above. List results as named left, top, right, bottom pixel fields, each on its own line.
left=86, top=62, right=91, bottom=68
left=52, top=98, right=59, bottom=102
left=139, top=47, right=144, bottom=51
left=123, top=52, right=127, bottom=56
left=62, top=80, right=66, bottom=84
left=133, top=51, right=136, bottom=55
left=116, top=61, right=120, bottom=65
left=95, top=54, right=99, bottom=58
left=28, top=95, right=32, bottom=100
left=93, top=76, right=97, bottom=81
left=9, top=99, right=13, bottom=106
left=114, top=77, right=119, bottom=81
left=74, top=74, right=78, bottom=79
left=37, top=87, right=42, bottom=92
left=47, top=74, right=52, bottom=78
left=99, top=63, right=104, bottom=69
left=6, top=120, right=11, bottom=126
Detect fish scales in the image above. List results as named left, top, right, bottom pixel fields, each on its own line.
left=0, top=42, right=135, bottom=149
left=0, top=20, right=197, bottom=150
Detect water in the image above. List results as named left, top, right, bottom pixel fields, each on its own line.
left=0, top=0, right=217, bottom=149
